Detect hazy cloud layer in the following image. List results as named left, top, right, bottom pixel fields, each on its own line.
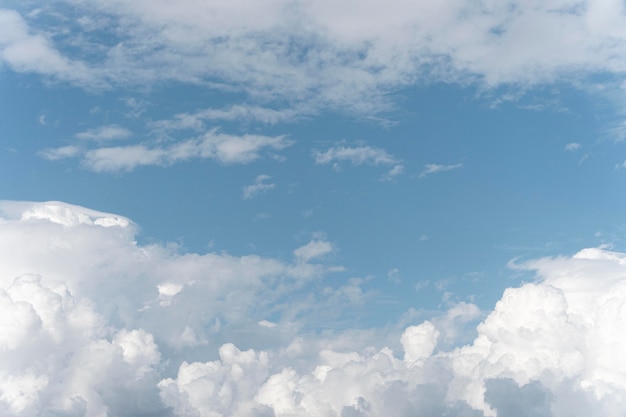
left=1, top=200, right=626, bottom=416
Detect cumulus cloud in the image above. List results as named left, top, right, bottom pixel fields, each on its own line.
left=3, top=200, right=626, bottom=416
left=242, top=175, right=276, bottom=200
left=419, top=163, right=463, bottom=178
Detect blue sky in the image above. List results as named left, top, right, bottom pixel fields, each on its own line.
left=3, top=2, right=626, bottom=416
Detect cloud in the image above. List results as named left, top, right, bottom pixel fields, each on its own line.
left=564, top=142, right=581, bottom=152
left=39, top=145, right=81, bottom=161
left=314, top=146, right=397, bottom=166
left=42, top=130, right=291, bottom=172
left=150, top=105, right=307, bottom=132
left=419, top=163, right=463, bottom=178
left=4, top=203, right=626, bottom=416
left=242, top=175, right=276, bottom=200
left=75, top=125, right=132, bottom=141
left=314, top=145, right=404, bottom=179
left=293, top=239, right=334, bottom=263
left=5, top=1, right=626, bottom=113
left=0, top=9, right=98, bottom=87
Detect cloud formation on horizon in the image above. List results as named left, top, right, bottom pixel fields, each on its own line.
left=1, top=200, right=626, bottom=416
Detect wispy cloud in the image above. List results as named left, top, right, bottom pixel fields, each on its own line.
left=242, top=175, right=276, bottom=200
left=313, top=145, right=404, bottom=180
left=564, top=142, right=581, bottom=152
left=293, top=240, right=334, bottom=263
left=75, top=125, right=132, bottom=141
left=150, top=105, right=307, bottom=132
left=7, top=1, right=626, bottom=112
left=39, top=145, right=81, bottom=161
left=419, top=163, right=463, bottom=178
left=42, top=131, right=291, bottom=173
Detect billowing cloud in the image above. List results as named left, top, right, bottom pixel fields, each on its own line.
left=2, top=201, right=626, bottom=416
left=242, top=175, right=276, bottom=200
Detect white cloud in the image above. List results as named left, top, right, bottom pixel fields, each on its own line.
left=5, top=1, right=626, bottom=113
left=314, top=146, right=397, bottom=166
left=0, top=9, right=98, bottom=87
left=242, top=175, right=276, bottom=200
left=314, top=145, right=404, bottom=179
left=565, top=142, right=581, bottom=152
left=293, top=239, right=334, bottom=263
left=3, top=202, right=626, bottom=416
left=75, top=125, right=132, bottom=141
left=151, top=105, right=306, bottom=132
left=42, top=130, right=291, bottom=172
left=419, top=163, right=463, bottom=178
left=39, top=145, right=81, bottom=161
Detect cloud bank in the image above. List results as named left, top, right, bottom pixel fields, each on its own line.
left=5, top=1, right=626, bottom=112
left=1, top=200, right=626, bottom=416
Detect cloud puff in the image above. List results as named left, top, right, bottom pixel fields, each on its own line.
left=242, top=175, right=276, bottom=200
left=2, top=201, right=626, bottom=416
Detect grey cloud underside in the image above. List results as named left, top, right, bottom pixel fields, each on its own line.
left=1, top=201, right=626, bottom=416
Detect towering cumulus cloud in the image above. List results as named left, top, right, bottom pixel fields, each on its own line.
left=1, top=201, right=626, bottom=416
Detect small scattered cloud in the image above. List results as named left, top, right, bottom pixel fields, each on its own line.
left=150, top=105, right=306, bottom=132
left=564, top=142, right=581, bottom=152
left=41, top=131, right=291, bottom=173
left=75, top=125, right=132, bottom=141
left=293, top=240, right=334, bottom=263
left=314, top=145, right=397, bottom=166
left=39, top=145, right=81, bottom=161
left=313, top=145, right=404, bottom=180
left=243, top=175, right=276, bottom=200
left=419, top=163, right=463, bottom=179
left=387, top=268, right=401, bottom=284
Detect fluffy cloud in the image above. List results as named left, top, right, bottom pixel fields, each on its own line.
left=3, top=200, right=626, bottom=416
left=0, top=9, right=98, bottom=87
left=7, top=1, right=626, bottom=111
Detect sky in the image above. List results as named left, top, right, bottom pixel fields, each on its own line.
left=2, top=1, right=626, bottom=416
